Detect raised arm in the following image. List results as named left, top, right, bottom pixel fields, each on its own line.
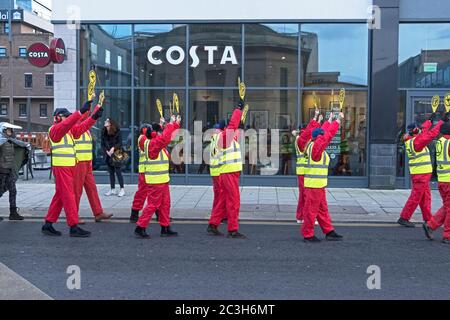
left=413, top=120, right=444, bottom=152
left=49, top=111, right=82, bottom=142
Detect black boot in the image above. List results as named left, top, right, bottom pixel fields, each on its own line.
left=422, top=222, right=434, bottom=240
left=397, top=218, right=415, bottom=228
left=325, top=230, right=343, bottom=241
left=442, top=238, right=450, bottom=244
left=0, top=216, right=3, bottom=222
left=161, top=226, right=178, bottom=237
left=227, top=231, right=247, bottom=239
left=130, top=209, right=139, bottom=223
left=207, top=224, right=224, bottom=236
left=134, top=226, right=150, bottom=239
left=304, top=236, right=321, bottom=243
left=41, top=221, right=62, bottom=237
left=70, top=225, right=91, bottom=238
left=9, top=207, right=24, bottom=221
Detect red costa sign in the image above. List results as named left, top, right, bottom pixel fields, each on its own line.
left=28, top=38, right=66, bottom=68
left=27, top=43, right=51, bottom=68
left=50, top=38, right=66, bottom=64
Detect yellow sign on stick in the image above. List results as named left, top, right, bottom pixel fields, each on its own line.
left=173, top=93, right=180, bottom=114
left=444, top=93, right=450, bottom=113
left=339, top=89, right=346, bottom=111
left=432, top=95, right=440, bottom=113
left=98, top=90, right=105, bottom=107
left=241, top=104, right=249, bottom=124
left=238, top=77, right=246, bottom=101
left=88, top=70, right=97, bottom=101
left=156, top=99, right=163, bottom=118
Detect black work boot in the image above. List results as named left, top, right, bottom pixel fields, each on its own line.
left=9, top=207, right=24, bottom=221
left=227, top=231, right=247, bottom=239
left=304, top=236, right=321, bottom=243
left=422, top=222, right=434, bottom=240
left=134, top=226, right=150, bottom=239
left=442, top=238, right=450, bottom=244
left=161, top=226, right=178, bottom=237
left=70, top=225, right=91, bottom=238
left=0, top=216, right=3, bottom=222
left=397, top=218, right=415, bottom=228
left=41, top=221, right=62, bottom=237
left=130, top=209, right=139, bottom=223
left=207, top=224, right=224, bottom=236
left=326, top=230, right=343, bottom=241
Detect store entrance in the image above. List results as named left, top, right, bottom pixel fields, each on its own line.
left=405, top=91, right=448, bottom=189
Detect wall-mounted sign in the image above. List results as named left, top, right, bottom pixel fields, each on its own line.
left=27, top=43, right=51, bottom=68
left=424, top=62, right=438, bottom=73
left=0, top=9, right=23, bottom=22
left=49, top=38, right=66, bottom=64
left=28, top=38, right=66, bottom=67
left=147, top=46, right=238, bottom=68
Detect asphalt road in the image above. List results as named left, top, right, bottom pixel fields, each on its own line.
left=0, top=221, right=449, bottom=300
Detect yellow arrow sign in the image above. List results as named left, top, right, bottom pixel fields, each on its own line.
left=339, top=89, right=346, bottom=111
left=238, top=77, right=246, bottom=101
left=156, top=99, right=163, bottom=118
left=88, top=70, right=97, bottom=101
left=173, top=93, right=180, bottom=114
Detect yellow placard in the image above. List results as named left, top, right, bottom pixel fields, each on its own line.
left=173, top=93, right=180, bottom=114
left=339, top=89, right=346, bottom=111
left=313, top=91, right=318, bottom=109
left=431, top=95, right=440, bottom=113
left=444, top=93, right=450, bottom=113
left=241, top=104, right=249, bottom=124
left=156, top=99, right=163, bottom=118
left=238, top=77, right=246, bottom=101
left=88, top=70, right=97, bottom=101
left=98, top=90, right=105, bottom=107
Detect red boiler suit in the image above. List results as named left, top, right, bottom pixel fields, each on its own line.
left=427, top=134, right=450, bottom=239
left=216, top=109, right=242, bottom=232
left=136, top=123, right=180, bottom=229
left=132, top=134, right=150, bottom=212
left=208, top=130, right=227, bottom=227
left=46, top=111, right=86, bottom=227
left=301, top=120, right=340, bottom=239
left=296, top=119, right=321, bottom=221
left=400, top=120, right=443, bottom=222
left=72, top=105, right=105, bottom=217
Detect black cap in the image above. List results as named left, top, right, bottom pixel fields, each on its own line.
left=53, top=108, right=72, bottom=117
left=218, top=119, right=226, bottom=130
left=151, top=122, right=163, bottom=133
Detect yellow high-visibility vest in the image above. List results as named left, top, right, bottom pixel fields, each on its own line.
left=436, top=137, right=450, bottom=183
left=209, top=133, right=221, bottom=177
left=295, top=136, right=307, bottom=176
left=49, top=127, right=76, bottom=167
left=405, top=138, right=432, bottom=175
left=144, top=140, right=170, bottom=184
left=304, top=141, right=330, bottom=189
left=74, top=132, right=93, bottom=162
left=218, top=136, right=242, bottom=175
left=138, top=135, right=150, bottom=174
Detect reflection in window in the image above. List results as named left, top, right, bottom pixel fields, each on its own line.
left=80, top=25, right=132, bottom=87
left=189, top=24, right=242, bottom=87
left=302, top=91, right=367, bottom=176
left=245, top=24, right=298, bottom=87
left=397, top=91, right=406, bottom=177
left=135, top=90, right=186, bottom=174
left=399, top=23, right=450, bottom=88
left=80, top=89, right=132, bottom=173
left=301, top=24, right=368, bottom=88
left=134, top=24, right=186, bottom=87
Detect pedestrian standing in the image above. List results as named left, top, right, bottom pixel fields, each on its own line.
left=102, top=118, right=125, bottom=197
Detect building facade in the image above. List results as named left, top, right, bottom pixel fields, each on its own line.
left=0, top=2, right=54, bottom=132
left=50, top=0, right=450, bottom=189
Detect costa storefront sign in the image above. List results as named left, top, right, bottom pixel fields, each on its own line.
left=50, top=38, right=66, bottom=64
left=147, top=46, right=238, bottom=68
left=27, top=43, right=51, bottom=68
left=28, top=38, right=66, bottom=67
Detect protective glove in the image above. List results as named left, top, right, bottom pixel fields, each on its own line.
left=80, top=100, right=93, bottom=114
left=237, top=99, right=245, bottom=110
left=92, top=107, right=104, bottom=120
left=429, top=112, right=437, bottom=122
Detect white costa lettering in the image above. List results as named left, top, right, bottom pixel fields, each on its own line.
left=29, top=51, right=49, bottom=58
left=147, top=46, right=238, bottom=68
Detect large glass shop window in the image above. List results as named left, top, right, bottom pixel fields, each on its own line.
left=134, top=24, right=187, bottom=87
left=189, top=24, right=242, bottom=87
left=301, top=90, right=367, bottom=176
left=80, top=25, right=132, bottom=88
left=245, top=24, right=299, bottom=88
left=80, top=89, right=132, bottom=173
left=300, top=24, right=368, bottom=88
left=399, top=23, right=450, bottom=88
left=135, top=90, right=186, bottom=174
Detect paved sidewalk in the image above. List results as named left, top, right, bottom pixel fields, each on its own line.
left=0, top=182, right=443, bottom=223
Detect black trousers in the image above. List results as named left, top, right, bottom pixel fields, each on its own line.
left=0, top=170, right=17, bottom=209
left=107, top=164, right=124, bottom=189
